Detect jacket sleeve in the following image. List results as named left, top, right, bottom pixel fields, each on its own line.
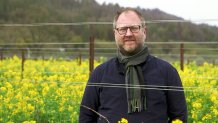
left=79, top=67, right=101, bottom=123
left=166, top=67, right=188, bottom=123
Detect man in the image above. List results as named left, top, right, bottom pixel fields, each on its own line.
left=79, top=8, right=187, bottom=123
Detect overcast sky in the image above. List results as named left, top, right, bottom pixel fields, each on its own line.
left=95, top=0, right=218, bottom=26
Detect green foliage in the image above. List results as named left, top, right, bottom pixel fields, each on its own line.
left=0, top=0, right=218, bottom=45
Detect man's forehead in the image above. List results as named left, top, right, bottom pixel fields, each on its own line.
left=117, top=11, right=140, bottom=19
left=116, top=23, right=141, bottom=28
left=115, top=12, right=142, bottom=27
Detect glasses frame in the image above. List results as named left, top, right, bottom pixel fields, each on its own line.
left=115, top=25, right=142, bottom=35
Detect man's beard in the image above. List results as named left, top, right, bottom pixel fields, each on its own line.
left=118, top=43, right=143, bottom=56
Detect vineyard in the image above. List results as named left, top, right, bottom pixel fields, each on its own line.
left=0, top=56, right=217, bottom=123
left=0, top=0, right=218, bottom=122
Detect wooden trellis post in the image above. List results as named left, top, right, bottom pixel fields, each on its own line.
left=89, top=36, right=94, bottom=76
left=21, top=49, right=26, bottom=79
left=0, top=48, right=3, bottom=61
left=180, top=43, right=184, bottom=71
left=78, top=52, right=82, bottom=66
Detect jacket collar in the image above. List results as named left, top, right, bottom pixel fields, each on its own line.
left=115, top=54, right=153, bottom=74
left=115, top=57, right=125, bottom=74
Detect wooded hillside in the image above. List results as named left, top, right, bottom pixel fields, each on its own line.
left=0, top=0, right=218, bottom=44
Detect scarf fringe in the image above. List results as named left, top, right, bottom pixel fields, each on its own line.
left=128, top=98, right=146, bottom=113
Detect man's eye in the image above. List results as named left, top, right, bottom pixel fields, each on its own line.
left=131, top=26, right=139, bottom=30
left=119, top=28, right=127, bottom=31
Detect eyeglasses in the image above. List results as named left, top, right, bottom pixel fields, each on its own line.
left=115, top=25, right=141, bottom=35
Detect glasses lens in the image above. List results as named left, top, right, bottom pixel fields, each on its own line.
left=130, top=25, right=140, bottom=33
left=117, top=27, right=127, bottom=35
left=116, top=25, right=141, bottom=35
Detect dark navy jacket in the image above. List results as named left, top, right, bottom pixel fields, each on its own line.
left=79, top=55, right=187, bottom=123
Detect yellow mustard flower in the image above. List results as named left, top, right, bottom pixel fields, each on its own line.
left=118, top=118, right=128, bottom=123
left=172, top=119, right=183, bottom=123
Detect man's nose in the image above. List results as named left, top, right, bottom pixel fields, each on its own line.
left=125, top=28, right=133, bottom=36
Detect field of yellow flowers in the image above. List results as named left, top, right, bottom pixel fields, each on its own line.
left=0, top=56, right=218, bottom=123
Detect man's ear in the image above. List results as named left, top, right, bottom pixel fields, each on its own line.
left=143, top=27, right=147, bottom=39
left=143, top=27, right=147, bottom=34
left=113, top=29, right=116, bottom=34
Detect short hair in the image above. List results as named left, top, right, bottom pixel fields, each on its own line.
left=113, top=8, right=145, bottom=28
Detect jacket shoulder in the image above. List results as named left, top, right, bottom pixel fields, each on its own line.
left=94, top=57, right=117, bottom=72
left=89, top=58, right=117, bottom=82
left=149, top=55, right=175, bottom=70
